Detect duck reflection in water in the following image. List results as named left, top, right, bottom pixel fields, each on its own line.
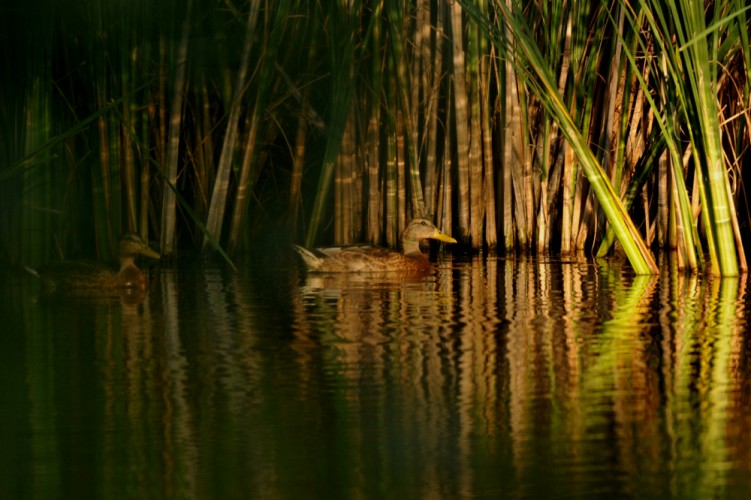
left=292, top=218, right=456, bottom=274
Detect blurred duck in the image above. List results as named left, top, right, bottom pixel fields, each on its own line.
left=27, top=233, right=160, bottom=292
left=293, top=218, right=456, bottom=273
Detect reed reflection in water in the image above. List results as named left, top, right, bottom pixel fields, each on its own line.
left=3, top=257, right=751, bottom=499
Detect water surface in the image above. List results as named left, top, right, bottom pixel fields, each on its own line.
left=2, top=256, right=751, bottom=499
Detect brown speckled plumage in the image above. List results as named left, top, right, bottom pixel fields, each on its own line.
left=293, top=218, right=456, bottom=273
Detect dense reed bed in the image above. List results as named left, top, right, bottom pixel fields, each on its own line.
left=1, top=0, right=750, bottom=275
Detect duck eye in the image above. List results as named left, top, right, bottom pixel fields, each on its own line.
left=421, top=221, right=427, bottom=226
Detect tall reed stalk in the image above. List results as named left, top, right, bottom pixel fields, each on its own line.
left=159, top=0, right=192, bottom=257
left=203, top=1, right=258, bottom=254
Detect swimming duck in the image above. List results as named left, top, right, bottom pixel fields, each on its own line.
left=27, top=233, right=160, bottom=292
left=292, top=218, right=457, bottom=273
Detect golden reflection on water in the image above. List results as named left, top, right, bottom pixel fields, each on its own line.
left=4, top=258, right=751, bottom=498
left=289, top=257, right=751, bottom=498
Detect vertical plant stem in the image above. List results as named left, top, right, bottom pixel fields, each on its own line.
left=365, top=1, right=384, bottom=243
left=204, top=1, right=258, bottom=253
left=423, top=0, right=443, bottom=220
left=450, top=0, right=471, bottom=242
left=121, top=43, right=138, bottom=233
left=501, top=58, right=516, bottom=251
left=160, top=0, right=192, bottom=257
left=481, top=47, right=497, bottom=249
left=95, top=83, right=116, bottom=256
left=228, top=2, right=290, bottom=255
left=467, top=6, right=483, bottom=247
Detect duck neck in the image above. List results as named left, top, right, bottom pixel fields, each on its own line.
left=402, top=239, right=425, bottom=258
left=119, top=254, right=137, bottom=271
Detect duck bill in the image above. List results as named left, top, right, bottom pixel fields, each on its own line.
left=140, top=247, right=161, bottom=259
left=431, top=230, right=457, bottom=244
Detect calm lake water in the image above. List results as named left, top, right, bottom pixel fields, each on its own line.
left=2, top=254, right=751, bottom=499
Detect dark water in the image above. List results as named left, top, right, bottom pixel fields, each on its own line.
left=3, top=255, right=751, bottom=499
